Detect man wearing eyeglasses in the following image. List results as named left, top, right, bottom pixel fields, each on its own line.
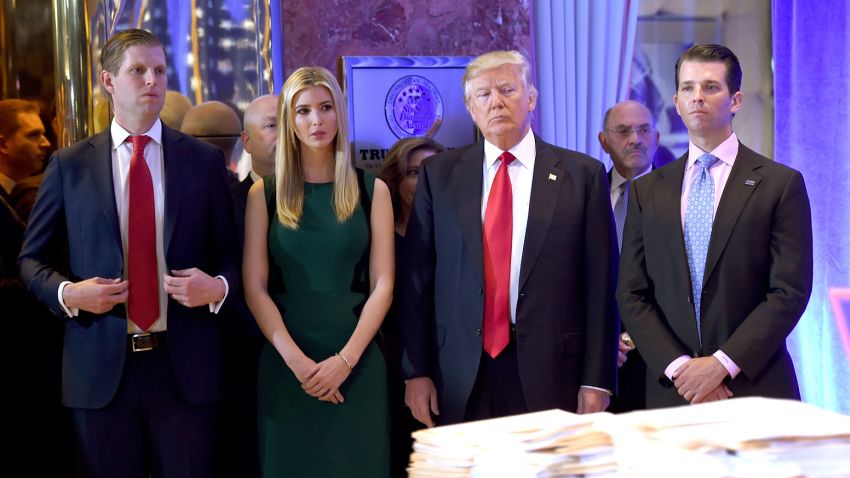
left=598, top=99, right=659, bottom=413
left=617, top=44, right=812, bottom=409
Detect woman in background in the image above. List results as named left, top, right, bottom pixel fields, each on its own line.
left=378, top=136, right=445, bottom=476
left=243, top=67, right=394, bottom=477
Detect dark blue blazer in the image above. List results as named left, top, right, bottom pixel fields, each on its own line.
left=19, top=125, right=240, bottom=409
left=399, top=135, right=620, bottom=424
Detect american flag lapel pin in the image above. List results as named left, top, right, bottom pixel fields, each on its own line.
left=548, top=173, right=557, bottom=181
left=745, top=179, right=756, bottom=186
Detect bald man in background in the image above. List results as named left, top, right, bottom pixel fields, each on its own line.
left=598, top=99, right=659, bottom=413
left=216, top=94, right=278, bottom=477
left=181, top=100, right=243, bottom=170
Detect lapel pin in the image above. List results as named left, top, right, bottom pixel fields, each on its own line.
left=745, top=179, right=756, bottom=186
left=548, top=173, right=557, bottom=181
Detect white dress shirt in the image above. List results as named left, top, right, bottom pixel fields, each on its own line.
left=481, top=128, right=536, bottom=324
left=58, top=119, right=227, bottom=333
left=666, top=132, right=741, bottom=380
left=609, top=165, right=651, bottom=209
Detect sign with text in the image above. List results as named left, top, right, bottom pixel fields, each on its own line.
left=339, top=56, right=477, bottom=172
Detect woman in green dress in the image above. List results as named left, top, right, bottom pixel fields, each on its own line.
left=243, top=67, right=394, bottom=477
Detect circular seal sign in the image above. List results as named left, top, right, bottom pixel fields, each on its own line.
left=385, top=75, right=443, bottom=139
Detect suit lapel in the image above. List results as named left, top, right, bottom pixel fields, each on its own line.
left=654, top=155, right=691, bottom=282
left=89, top=132, right=123, bottom=251
left=518, top=137, right=564, bottom=291
left=703, top=144, right=762, bottom=285
left=162, top=126, right=185, bottom=255
left=453, top=144, right=485, bottom=279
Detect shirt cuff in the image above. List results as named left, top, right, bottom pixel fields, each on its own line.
left=713, top=350, right=741, bottom=379
left=57, top=281, right=79, bottom=317
left=665, top=355, right=692, bottom=380
left=580, top=385, right=612, bottom=396
left=208, top=276, right=228, bottom=314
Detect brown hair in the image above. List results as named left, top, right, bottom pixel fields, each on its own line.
left=0, top=99, right=39, bottom=137
left=99, top=29, right=164, bottom=101
left=378, top=136, right=445, bottom=223
left=675, top=43, right=742, bottom=95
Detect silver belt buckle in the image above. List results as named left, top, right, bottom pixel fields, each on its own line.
left=131, top=332, right=157, bottom=352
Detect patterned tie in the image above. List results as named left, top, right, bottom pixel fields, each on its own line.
left=482, top=151, right=515, bottom=358
left=613, top=180, right=630, bottom=250
left=127, top=135, right=158, bottom=331
left=684, top=152, right=718, bottom=345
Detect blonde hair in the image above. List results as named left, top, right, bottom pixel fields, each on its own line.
left=462, top=50, right=538, bottom=104
left=275, top=67, right=358, bottom=229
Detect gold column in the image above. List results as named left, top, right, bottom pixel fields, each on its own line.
left=51, top=0, right=95, bottom=147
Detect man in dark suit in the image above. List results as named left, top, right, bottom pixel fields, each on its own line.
left=214, top=93, right=277, bottom=478
left=19, top=29, right=239, bottom=477
left=400, top=50, right=619, bottom=427
left=232, top=94, right=277, bottom=244
left=598, top=99, right=659, bottom=412
left=617, top=44, right=812, bottom=408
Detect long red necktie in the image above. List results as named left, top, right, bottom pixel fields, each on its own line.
left=127, top=135, right=158, bottom=331
left=482, top=151, right=515, bottom=358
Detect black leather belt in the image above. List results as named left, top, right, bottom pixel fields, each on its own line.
left=128, top=332, right=167, bottom=352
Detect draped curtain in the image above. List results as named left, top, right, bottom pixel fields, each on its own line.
left=532, top=0, right=639, bottom=164
left=773, top=0, right=850, bottom=414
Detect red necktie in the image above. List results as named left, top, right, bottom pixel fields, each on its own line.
left=127, top=135, right=158, bottom=331
left=482, top=151, right=515, bottom=358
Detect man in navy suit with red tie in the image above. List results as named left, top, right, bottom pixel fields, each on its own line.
left=19, top=29, right=239, bottom=477
left=399, top=50, right=619, bottom=427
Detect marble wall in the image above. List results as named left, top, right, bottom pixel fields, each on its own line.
left=280, top=0, right=533, bottom=77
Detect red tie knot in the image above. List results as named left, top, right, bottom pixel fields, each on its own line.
left=129, top=135, right=151, bottom=154
left=498, top=151, right=516, bottom=167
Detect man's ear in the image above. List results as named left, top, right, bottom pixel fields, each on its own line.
left=100, top=70, right=115, bottom=96
left=730, top=90, right=743, bottom=114
left=598, top=132, right=611, bottom=154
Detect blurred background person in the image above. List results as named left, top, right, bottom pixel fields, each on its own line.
left=243, top=67, right=394, bottom=477
left=181, top=99, right=243, bottom=173
left=597, top=99, right=659, bottom=413
left=0, top=97, right=71, bottom=476
left=378, top=135, right=444, bottom=476
left=160, top=90, right=193, bottom=130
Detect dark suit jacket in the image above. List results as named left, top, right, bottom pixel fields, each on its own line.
left=617, top=143, right=812, bottom=408
left=399, top=135, right=619, bottom=425
left=19, top=125, right=240, bottom=409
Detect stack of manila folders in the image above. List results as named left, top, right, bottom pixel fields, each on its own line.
left=407, top=397, right=850, bottom=477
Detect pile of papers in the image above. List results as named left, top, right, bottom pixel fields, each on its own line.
left=408, top=398, right=850, bottom=477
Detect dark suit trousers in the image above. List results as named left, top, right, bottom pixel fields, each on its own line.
left=464, top=332, right=528, bottom=421
left=71, top=339, right=216, bottom=478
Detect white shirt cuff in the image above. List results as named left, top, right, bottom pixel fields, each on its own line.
left=580, top=385, right=613, bottom=396
left=208, top=276, right=228, bottom=314
left=665, top=355, right=692, bottom=381
left=713, top=350, right=740, bottom=379
left=57, top=281, right=79, bottom=317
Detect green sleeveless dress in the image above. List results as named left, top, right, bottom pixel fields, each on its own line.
left=257, top=176, right=389, bottom=477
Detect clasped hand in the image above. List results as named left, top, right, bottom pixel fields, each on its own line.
left=291, top=354, right=351, bottom=405
left=672, top=356, right=733, bottom=404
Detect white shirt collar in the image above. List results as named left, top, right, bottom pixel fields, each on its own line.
left=687, top=132, right=738, bottom=170
left=110, top=119, right=163, bottom=150
left=483, top=128, right=536, bottom=170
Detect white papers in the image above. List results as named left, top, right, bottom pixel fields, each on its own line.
left=408, top=398, right=850, bottom=477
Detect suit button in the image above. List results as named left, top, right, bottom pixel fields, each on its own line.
left=474, top=328, right=482, bottom=336
left=520, top=290, right=527, bottom=297
left=478, top=287, right=483, bottom=295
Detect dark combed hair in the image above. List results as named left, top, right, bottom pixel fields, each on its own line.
left=675, top=43, right=742, bottom=94
left=378, top=136, right=446, bottom=223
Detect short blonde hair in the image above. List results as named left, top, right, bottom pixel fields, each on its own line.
left=275, top=67, right=357, bottom=229
left=462, top=50, right=537, bottom=104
